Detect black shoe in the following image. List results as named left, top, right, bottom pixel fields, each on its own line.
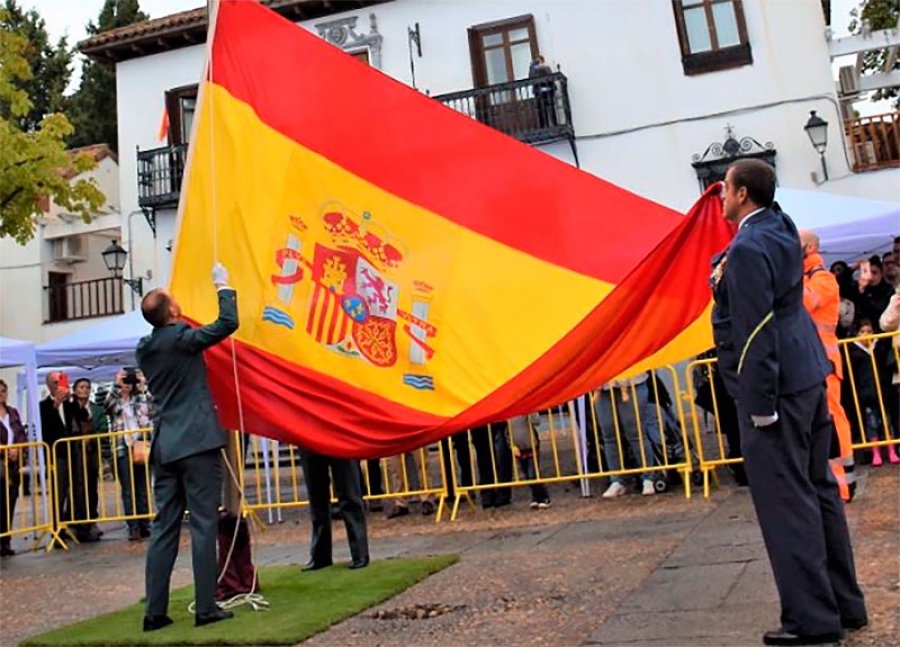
left=481, top=493, right=496, bottom=509
left=128, top=528, right=141, bottom=542
left=493, top=498, right=512, bottom=508
left=143, top=615, right=174, bottom=632
left=842, top=617, right=868, bottom=631
left=368, top=501, right=384, bottom=513
left=421, top=500, right=435, bottom=516
left=302, top=559, right=332, bottom=572
left=139, top=526, right=152, bottom=539
left=387, top=506, right=410, bottom=519
left=0, top=544, right=14, bottom=557
left=762, top=629, right=843, bottom=645
left=349, top=557, right=370, bottom=570
left=195, top=609, right=233, bottom=627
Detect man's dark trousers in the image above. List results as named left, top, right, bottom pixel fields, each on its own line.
left=739, top=383, right=866, bottom=635
left=301, top=451, right=368, bottom=564
left=145, top=447, right=222, bottom=617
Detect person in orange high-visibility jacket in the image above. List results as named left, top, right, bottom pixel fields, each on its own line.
left=800, top=230, right=855, bottom=501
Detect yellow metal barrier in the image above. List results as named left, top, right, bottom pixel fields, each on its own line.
left=840, top=330, right=900, bottom=453
left=239, top=436, right=450, bottom=522
left=48, top=429, right=154, bottom=550
left=684, top=357, right=742, bottom=498
left=686, top=330, right=900, bottom=498
left=1, top=441, right=54, bottom=552
left=446, top=365, right=696, bottom=521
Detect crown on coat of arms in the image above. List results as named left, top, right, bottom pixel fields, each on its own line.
left=321, top=207, right=406, bottom=271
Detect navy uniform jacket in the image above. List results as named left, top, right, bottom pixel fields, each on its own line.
left=711, top=208, right=830, bottom=416
left=136, top=289, right=238, bottom=465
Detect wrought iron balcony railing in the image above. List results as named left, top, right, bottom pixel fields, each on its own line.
left=136, top=74, right=577, bottom=208
left=433, top=72, right=575, bottom=148
left=137, top=143, right=187, bottom=209
left=45, top=277, right=124, bottom=323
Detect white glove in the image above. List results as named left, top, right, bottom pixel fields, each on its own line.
left=212, top=262, right=229, bottom=288
left=751, top=412, right=779, bottom=428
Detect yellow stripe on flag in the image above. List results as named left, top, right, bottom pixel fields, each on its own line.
left=171, top=83, right=615, bottom=418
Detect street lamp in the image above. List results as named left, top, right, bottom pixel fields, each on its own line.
left=102, top=239, right=143, bottom=295
left=804, top=110, right=829, bottom=181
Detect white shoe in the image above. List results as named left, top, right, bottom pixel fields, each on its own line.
left=537, top=501, right=551, bottom=510
left=529, top=501, right=539, bottom=509
left=602, top=482, right=627, bottom=498
left=642, top=480, right=656, bottom=496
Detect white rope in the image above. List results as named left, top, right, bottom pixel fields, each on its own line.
left=185, top=0, right=264, bottom=615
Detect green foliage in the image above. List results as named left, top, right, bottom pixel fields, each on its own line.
left=68, top=0, right=149, bottom=151
left=848, top=0, right=900, bottom=107
left=0, top=10, right=104, bottom=244
left=0, top=0, right=73, bottom=133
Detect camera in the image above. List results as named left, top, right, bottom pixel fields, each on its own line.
left=123, top=367, right=139, bottom=386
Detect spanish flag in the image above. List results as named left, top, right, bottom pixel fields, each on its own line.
left=170, top=0, right=733, bottom=458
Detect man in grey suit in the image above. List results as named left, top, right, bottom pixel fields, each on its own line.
left=137, top=263, right=238, bottom=631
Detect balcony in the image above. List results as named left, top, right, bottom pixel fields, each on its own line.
left=845, top=112, right=900, bottom=172
left=136, top=75, right=577, bottom=208
left=45, top=277, right=125, bottom=323
left=433, top=73, right=577, bottom=161
left=137, top=144, right=187, bottom=209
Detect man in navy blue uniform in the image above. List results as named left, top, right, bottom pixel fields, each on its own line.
left=710, top=159, right=866, bottom=646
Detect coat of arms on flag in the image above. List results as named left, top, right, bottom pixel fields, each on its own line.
left=263, top=202, right=438, bottom=384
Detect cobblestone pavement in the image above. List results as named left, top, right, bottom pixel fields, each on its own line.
left=0, top=467, right=896, bottom=647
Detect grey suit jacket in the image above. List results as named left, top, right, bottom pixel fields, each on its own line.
left=136, top=288, right=238, bottom=465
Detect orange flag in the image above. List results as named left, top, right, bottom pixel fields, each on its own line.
left=170, top=0, right=733, bottom=458
left=157, top=106, right=169, bottom=142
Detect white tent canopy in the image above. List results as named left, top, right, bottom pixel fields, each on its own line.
left=775, top=188, right=899, bottom=266
left=0, top=336, right=48, bottom=513
left=35, top=309, right=151, bottom=369
left=0, top=336, right=41, bottom=442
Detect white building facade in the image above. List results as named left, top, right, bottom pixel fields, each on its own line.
left=0, top=146, right=129, bottom=344
left=70, top=0, right=900, bottom=297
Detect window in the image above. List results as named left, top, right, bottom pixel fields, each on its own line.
left=165, top=84, right=198, bottom=146
left=672, top=0, right=752, bottom=75
left=468, top=15, right=539, bottom=89
left=350, top=50, right=370, bottom=65
left=47, top=272, right=69, bottom=323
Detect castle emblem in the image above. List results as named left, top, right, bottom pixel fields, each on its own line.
left=262, top=203, right=437, bottom=389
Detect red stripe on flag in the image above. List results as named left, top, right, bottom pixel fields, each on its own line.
left=210, top=0, right=682, bottom=285
left=306, top=284, right=322, bottom=337
left=444, top=185, right=734, bottom=431
left=200, top=333, right=446, bottom=457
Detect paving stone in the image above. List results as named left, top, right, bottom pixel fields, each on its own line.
left=585, top=604, right=776, bottom=644
left=722, top=558, right=779, bottom=607
left=618, top=562, right=747, bottom=613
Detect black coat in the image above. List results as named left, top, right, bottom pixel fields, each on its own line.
left=39, top=397, right=84, bottom=449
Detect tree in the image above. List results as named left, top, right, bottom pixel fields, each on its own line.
left=848, top=0, right=900, bottom=107
left=1, top=12, right=104, bottom=244
left=0, top=0, right=73, bottom=133
left=68, top=0, right=148, bottom=151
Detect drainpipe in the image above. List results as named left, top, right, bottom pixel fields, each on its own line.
left=126, top=209, right=143, bottom=311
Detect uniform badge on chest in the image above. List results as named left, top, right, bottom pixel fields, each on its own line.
left=711, top=254, right=728, bottom=289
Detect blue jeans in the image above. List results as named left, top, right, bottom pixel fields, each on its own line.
left=117, top=453, right=150, bottom=532
left=595, top=382, right=657, bottom=482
